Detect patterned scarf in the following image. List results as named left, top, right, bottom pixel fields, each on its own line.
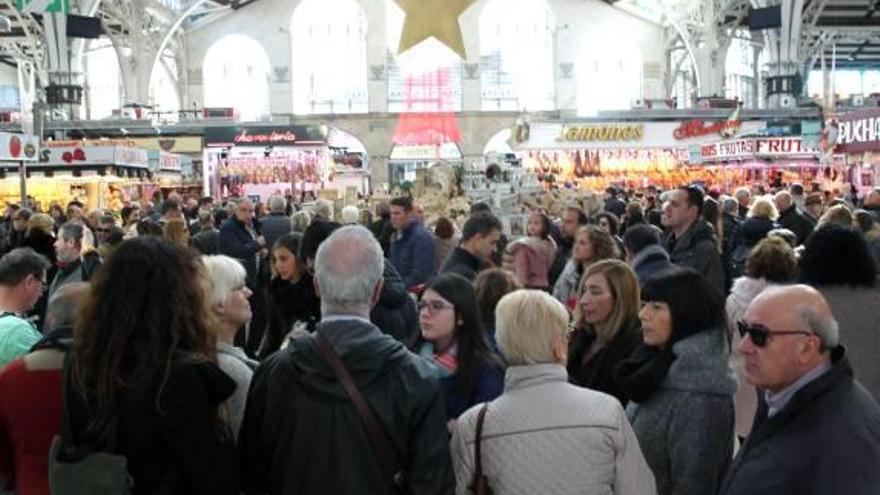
left=418, top=341, right=458, bottom=378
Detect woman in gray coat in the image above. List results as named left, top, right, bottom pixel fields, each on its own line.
left=201, top=254, right=259, bottom=438
left=451, top=290, right=656, bottom=495
left=614, top=266, right=736, bottom=495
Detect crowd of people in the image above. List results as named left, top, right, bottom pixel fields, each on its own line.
left=0, top=180, right=879, bottom=495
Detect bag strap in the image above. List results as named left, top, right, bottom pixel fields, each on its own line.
left=473, top=403, right=490, bottom=485
left=313, top=332, right=406, bottom=491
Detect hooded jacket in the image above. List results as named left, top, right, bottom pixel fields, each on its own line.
left=502, top=237, right=556, bottom=289
left=239, top=319, right=454, bottom=495
left=624, top=329, right=737, bottom=495
left=719, top=347, right=880, bottom=495
left=665, top=220, right=725, bottom=293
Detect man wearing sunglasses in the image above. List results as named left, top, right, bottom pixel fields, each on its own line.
left=719, top=285, right=880, bottom=495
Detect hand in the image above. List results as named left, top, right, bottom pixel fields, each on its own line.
left=256, top=235, right=266, bottom=247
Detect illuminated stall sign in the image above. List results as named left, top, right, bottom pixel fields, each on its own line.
left=673, top=119, right=742, bottom=140
left=701, top=137, right=819, bottom=161
left=38, top=146, right=149, bottom=168
left=556, top=124, right=645, bottom=142
left=204, top=126, right=329, bottom=148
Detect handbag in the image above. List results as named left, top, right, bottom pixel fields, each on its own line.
left=313, top=332, right=410, bottom=494
left=469, top=403, right=494, bottom=495
left=48, top=352, right=133, bottom=495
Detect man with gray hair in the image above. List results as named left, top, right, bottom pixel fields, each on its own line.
left=773, top=190, right=814, bottom=246
left=49, top=222, right=102, bottom=299
left=314, top=198, right=334, bottom=222
left=240, top=226, right=453, bottom=495
left=719, top=285, right=880, bottom=495
left=260, top=195, right=292, bottom=249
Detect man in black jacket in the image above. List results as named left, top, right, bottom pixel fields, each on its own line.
left=240, top=226, right=453, bottom=495
left=773, top=191, right=814, bottom=246
left=662, top=186, right=725, bottom=293
left=439, top=212, right=501, bottom=282
left=720, top=286, right=880, bottom=495
left=219, top=199, right=266, bottom=354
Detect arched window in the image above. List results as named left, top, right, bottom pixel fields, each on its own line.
left=725, top=32, right=757, bottom=108
left=479, top=0, right=555, bottom=111
left=202, top=35, right=271, bottom=122
left=385, top=0, right=462, bottom=113
left=84, top=39, right=121, bottom=119
left=578, top=36, right=643, bottom=116
left=150, top=55, right=181, bottom=122
left=291, top=0, right=368, bottom=114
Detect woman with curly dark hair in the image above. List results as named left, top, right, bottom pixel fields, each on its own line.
left=63, top=236, right=238, bottom=495
left=799, top=223, right=880, bottom=401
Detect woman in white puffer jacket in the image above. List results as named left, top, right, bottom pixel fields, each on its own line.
left=725, top=236, right=798, bottom=439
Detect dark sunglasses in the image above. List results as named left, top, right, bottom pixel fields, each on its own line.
left=736, top=321, right=813, bottom=348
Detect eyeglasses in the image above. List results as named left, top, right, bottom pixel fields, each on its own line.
left=95, top=228, right=110, bottom=233
left=736, top=321, right=813, bottom=348
left=418, top=300, right=455, bottom=314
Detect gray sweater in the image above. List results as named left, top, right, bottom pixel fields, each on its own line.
left=626, top=330, right=737, bottom=495
left=217, top=343, right=258, bottom=438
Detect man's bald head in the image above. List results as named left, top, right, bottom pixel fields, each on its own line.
left=774, top=191, right=793, bottom=212
left=749, top=285, right=838, bottom=351
left=740, top=285, right=839, bottom=394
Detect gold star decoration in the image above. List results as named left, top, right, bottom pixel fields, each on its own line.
left=394, top=0, right=478, bottom=60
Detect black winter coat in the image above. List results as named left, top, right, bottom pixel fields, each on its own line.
left=776, top=206, right=814, bottom=246
left=239, top=319, right=455, bottom=495
left=567, top=316, right=643, bottom=406
left=665, top=220, right=725, bottom=293
left=370, top=259, right=418, bottom=343
left=66, top=359, right=238, bottom=495
left=258, top=273, right=321, bottom=360
left=719, top=347, right=880, bottom=495
left=219, top=217, right=260, bottom=288
left=439, top=246, right=481, bottom=282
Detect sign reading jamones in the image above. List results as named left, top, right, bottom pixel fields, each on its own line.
left=835, top=108, right=880, bottom=153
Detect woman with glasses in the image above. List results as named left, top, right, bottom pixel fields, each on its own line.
left=413, top=273, right=504, bottom=424
left=613, top=266, right=736, bottom=495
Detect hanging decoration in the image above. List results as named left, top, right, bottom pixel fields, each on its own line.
left=393, top=0, right=477, bottom=60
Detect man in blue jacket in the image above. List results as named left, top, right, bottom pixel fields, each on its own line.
left=389, top=196, right=434, bottom=290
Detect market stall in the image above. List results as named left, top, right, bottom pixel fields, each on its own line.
left=514, top=118, right=766, bottom=190
left=20, top=143, right=151, bottom=210
left=699, top=136, right=845, bottom=192
left=834, top=108, right=880, bottom=196
left=203, top=125, right=369, bottom=201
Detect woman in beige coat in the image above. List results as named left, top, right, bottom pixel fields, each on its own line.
left=451, top=290, right=656, bottom=495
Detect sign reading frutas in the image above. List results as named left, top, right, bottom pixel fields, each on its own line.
left=701, top=137, right=818, bottom=161
left=556, top=125, right=644, bottom=142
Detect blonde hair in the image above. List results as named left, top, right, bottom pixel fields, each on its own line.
left=200, top=255, right=247, bottom=308
left=27, top=213, right=55, bottom=236
left=162, top=219, right=189, bottom=247
left=496, top=290, right=569, bottom=365
left=748, top=197, right=779, bottom=221
left=575, top=259, right=640, bottom=343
